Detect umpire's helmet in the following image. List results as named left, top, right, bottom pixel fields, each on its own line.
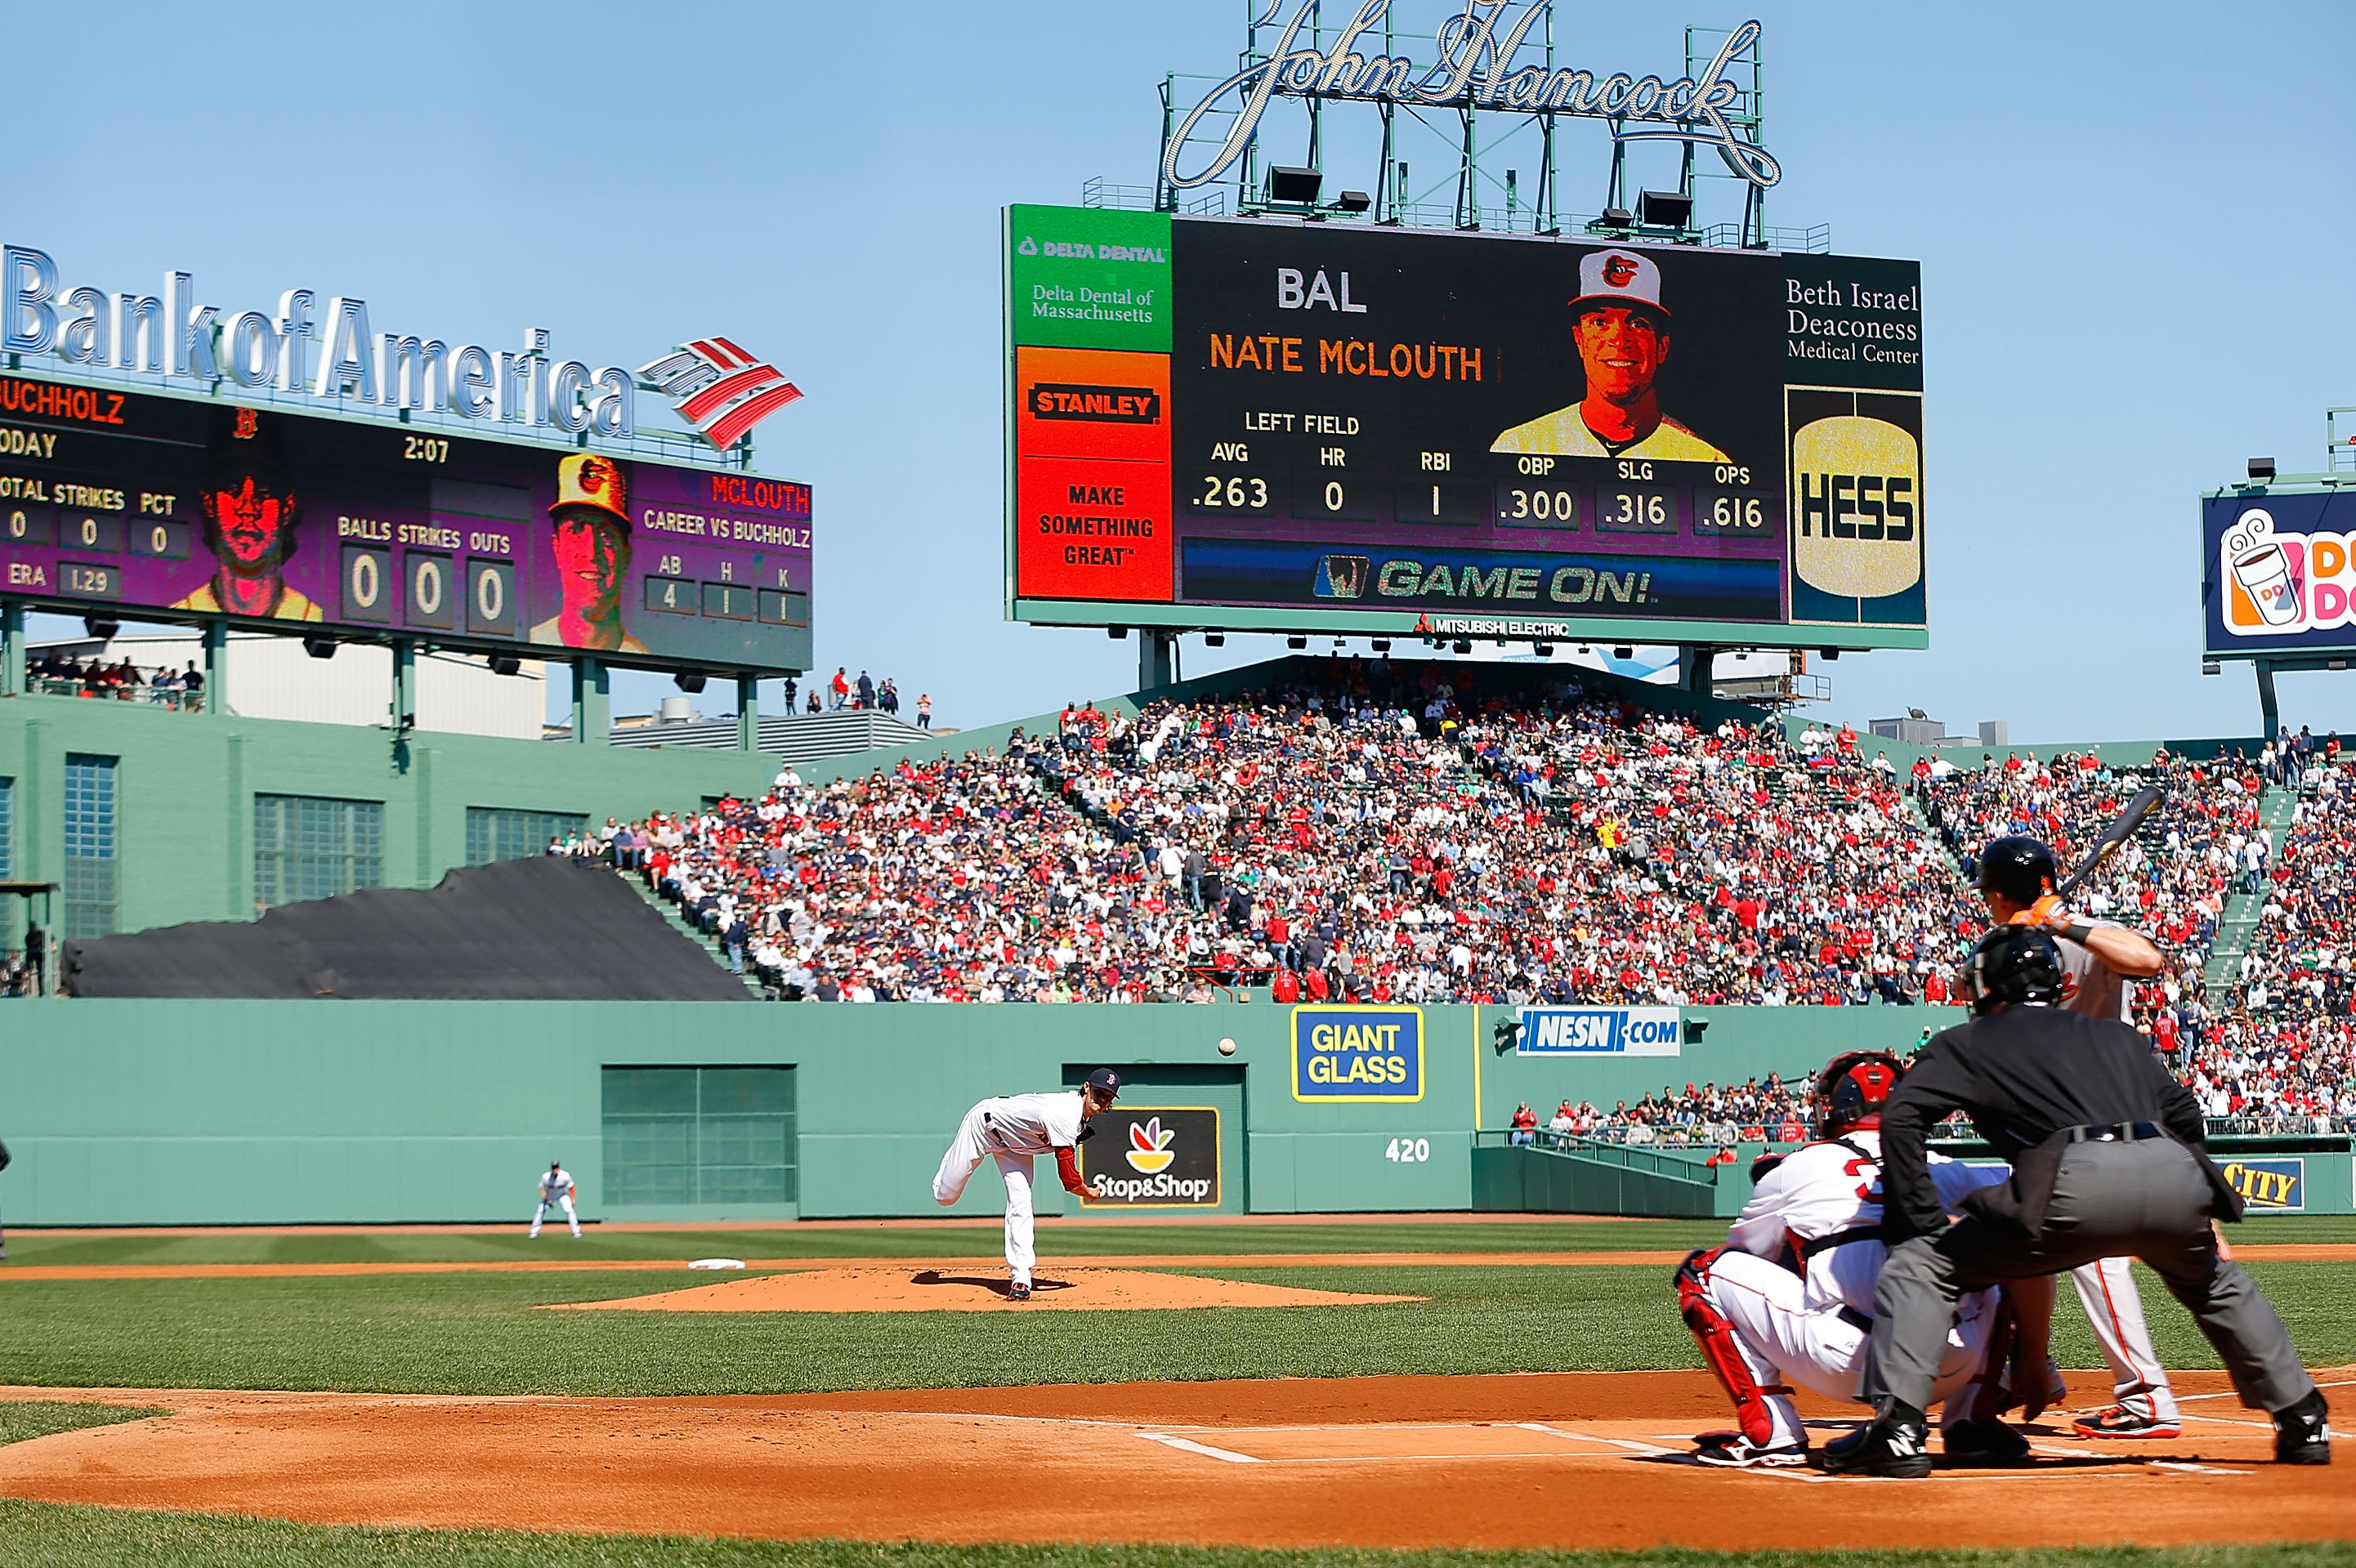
left=1964, top=924, right=2066, bottom=1015
left=1814, top=1050, right=1905, bottom=1139
left=1976, top=835, right=2059, bottom=906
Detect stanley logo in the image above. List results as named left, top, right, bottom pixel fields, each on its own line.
left=1029, top=383, right=1160, bottom=422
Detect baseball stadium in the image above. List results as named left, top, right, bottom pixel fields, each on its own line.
left=0, top=6, right=2352, bottom=1567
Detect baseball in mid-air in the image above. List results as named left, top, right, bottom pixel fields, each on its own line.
left=1218, top=1037, right=1237, bottom=1057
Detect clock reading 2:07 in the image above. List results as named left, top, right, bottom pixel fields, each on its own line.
left=1004, top=203, right=1926, bottom=644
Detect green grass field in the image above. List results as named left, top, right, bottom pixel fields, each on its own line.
left=0, top=1219, right=2349, bottom=1396
left=1, top=1219, right=2349, bottom=1566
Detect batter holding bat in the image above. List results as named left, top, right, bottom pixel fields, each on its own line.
left=1977, top=825, right=2183, bottom=1439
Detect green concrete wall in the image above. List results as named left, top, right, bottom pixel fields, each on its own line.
left=1, top=998, right=2347, bottom=1226
left=0, top=693, right=776, bottom=941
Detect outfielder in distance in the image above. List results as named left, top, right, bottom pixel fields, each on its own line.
left=933, top=1068, right=1121, bottom=1302
left=1978, top=834, right=2184, bottom=1440
left=1491, top=248, right=1733, bottom=464
left=530, top=1161, right=580, bottom=1239
left=1675, top=1050, right=2048, bottom=1470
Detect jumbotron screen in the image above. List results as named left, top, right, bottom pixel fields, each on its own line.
left=1006, top=205, right=1925, bottom=643
left=0, top=373, right=813, bottom=672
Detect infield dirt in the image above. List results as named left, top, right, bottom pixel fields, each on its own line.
left=0, top=1370, right=2345, bottom=1550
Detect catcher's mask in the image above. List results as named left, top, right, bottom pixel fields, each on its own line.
left=1814, top=1050, right=1905, bottom=1140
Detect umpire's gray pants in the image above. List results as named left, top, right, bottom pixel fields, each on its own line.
left=1864, top=1139, right=2314, bottom=1415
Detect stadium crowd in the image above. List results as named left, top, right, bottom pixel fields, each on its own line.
left=570, top=658, right=2353, bottom=1129
left=2179, top=755, right=2356, bottom=1130
left=590, top=662, right=2011, bottom=1009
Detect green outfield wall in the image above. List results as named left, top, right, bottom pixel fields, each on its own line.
left=7, top=997, right=2340, bottom=1226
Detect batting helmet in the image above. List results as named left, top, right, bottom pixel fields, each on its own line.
left=1814, top=1051, right=1905, bottom=1140
left=1977, top=835, right=2059, bottom=906
left=1964, top=924, right=2066, bottom=1015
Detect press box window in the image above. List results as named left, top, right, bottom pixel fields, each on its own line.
left=466, top=806, right=588, bottom=865
left=62, top=753, right=118, bottom=939
left=253, top=794, right=385, bottom=912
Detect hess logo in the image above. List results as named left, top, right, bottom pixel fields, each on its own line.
left=1602, top=255, right=1641, bottom=289
left=1125, top=1117, right=1176, bottom=1174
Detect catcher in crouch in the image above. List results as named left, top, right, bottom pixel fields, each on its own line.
left=1674, top=1050, right=2062, bottom=1468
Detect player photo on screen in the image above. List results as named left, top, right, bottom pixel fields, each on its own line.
left=1491, top=248, right=1733, bottom=463
left=530, top=453, right=649, bottom=654
left=170, top=408, right=324, bottom=622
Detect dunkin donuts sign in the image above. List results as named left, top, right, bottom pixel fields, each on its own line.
left=2205, top=493, right=2356, bottom=658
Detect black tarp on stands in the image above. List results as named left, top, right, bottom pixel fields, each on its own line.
left=61, top=856, right=753, bottom=1000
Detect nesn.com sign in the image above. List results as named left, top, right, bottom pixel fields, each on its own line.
left=1517, top=1007, right=1682, bottom=1057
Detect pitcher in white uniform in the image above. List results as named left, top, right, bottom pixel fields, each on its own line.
left=531, top=1162, right=580, bottom=1239
left=932, top=1068, right=1120, bottom=1300
left=1978, top=833, right=2180, bottom=1440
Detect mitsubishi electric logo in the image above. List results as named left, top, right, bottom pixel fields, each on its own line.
left=637, top=337, right=804, bottom=453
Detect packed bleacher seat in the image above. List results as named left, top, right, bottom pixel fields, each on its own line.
left=2180, top=762, right=2356, bottom=1130
left=592, top=661, right=1987, bottom=1008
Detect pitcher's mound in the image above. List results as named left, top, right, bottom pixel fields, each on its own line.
left=547, top=1266, right=1420, bottom=1313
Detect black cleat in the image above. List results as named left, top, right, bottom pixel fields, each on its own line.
left=1943, top=1417, right=2031, bottom=1467
left=1818, top=1402, right=1933, bottom=1478
left=2274, top=1390, right=2332, bottom=1465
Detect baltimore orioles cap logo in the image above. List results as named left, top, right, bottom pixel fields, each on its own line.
left=1602, top=255, right=1640, bottom=288
left=1572, top=248, right=1669, bottom=317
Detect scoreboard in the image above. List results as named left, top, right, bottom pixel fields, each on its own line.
left=1006, top=204, right=1925, bottom=647
left=0, top=373, right=812, bottom=672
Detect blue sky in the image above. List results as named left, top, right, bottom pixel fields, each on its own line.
left=6, top=2, right=2350, bottom=743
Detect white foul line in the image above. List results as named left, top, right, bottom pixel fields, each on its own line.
left=1136, top=1432, right=1264, bottom=1464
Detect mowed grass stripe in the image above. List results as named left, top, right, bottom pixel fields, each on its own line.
left=0, top=1506, right=2354, bottom=1568
left=0, top=1262, right=2349, bottom=1398
left=9, top=1214, right=2352, bottom=1268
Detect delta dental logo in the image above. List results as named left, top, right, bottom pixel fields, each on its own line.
left=637, top=337, right=802, bottom=453
left=1015, top=235, right=1169, bottom=264
left=1125, top=1116, right=1176, bottom=1174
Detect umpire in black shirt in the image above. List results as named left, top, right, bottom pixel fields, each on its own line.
left=1826, top=924, right=2328, bottom=1476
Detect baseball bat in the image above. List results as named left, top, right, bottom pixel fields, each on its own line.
left=2051, top=782, right=2164, bottom=900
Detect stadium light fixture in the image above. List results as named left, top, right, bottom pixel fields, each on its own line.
left=1334, top=190, right=1372, bottom=213
left=1107, top=626, right=1128, bottom=640
left=1533, top=642, right=1554, bottom=656
left=1598, top=206, right=1634, bottom=230
left=1820, top=648, right=1841, bottom=660
left=1370, top=639, right=1390, bottom=652
left=1204, top=632, right=1225, bottom=647
left=1267, top=166, right=1322, bottom=204
left=488, top=654, right=521, bottom=677
left=83, top=615, right=118, bottom=641
left=674, top=672, right=706, bottom=694
left=1614, top=646, right=1633, bottom=659
left=1286, top=635, right=1308, bottom=650
left=1334, top=638, right=1347, bottom=648
left=2201, top=662, right=2221, bottom=676
left=1637, top=190, right=1693, bottom=230
left=302, top=637, right=335, bottom=660
left=2249, top=457, right=2277, bottom=481
left=1452, top=639, right=1473, bottom=654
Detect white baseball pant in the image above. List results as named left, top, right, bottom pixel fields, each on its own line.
left=1705, top=1249, right=1996, bottom=1449
left=2069, top=1256, right=2178, bottom=1422
left=530, top=1195, right=579, bottom=1238
left=932, top=1104, right=1036, bottom=1287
